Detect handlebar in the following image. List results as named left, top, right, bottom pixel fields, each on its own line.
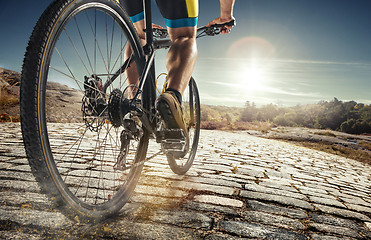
left=152, top=19, right=236, bottom=39
left=197, top=19, right=235, bottom=37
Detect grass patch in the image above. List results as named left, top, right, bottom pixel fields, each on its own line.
left=0, top=88, right=19, bottom=107
left=0, top=113, right=20, bottom=122
left=201, top=120, right=273, bottom=132
left=359, top=141, right=371, bottom=151
left=314, top=131, right=337, bottom=137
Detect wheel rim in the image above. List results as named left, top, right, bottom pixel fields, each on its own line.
left=39, top=3, right=145, bottom=209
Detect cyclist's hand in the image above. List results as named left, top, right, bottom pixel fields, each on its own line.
left=206, top=17, right=235, bottom=34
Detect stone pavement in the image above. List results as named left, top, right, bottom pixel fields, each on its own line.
left=0, top=122, right=370, bottom=239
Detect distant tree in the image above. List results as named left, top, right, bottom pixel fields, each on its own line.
left=201, top=109, right=209, bottom=121
left=317, top=97, right=346, bottom=130
left=359, top=105, right=371, bottom=121
left=224, top=113, right=232, bottom=123
left=259, top=104, right=279, bottom=121
left=340, top=119, right=371, bottom=134
left=241, top=101, right=257, bottom=122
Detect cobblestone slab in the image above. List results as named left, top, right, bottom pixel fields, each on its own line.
left=0, top=206, right=73, bottom=229
left=314, top=204, right=371, bottom=222
left=184, top=201, right=239, bottom=216
left=309, top=213, right=364, bottom=231
left=0, top=123, right=370, bottom=239
left=244, top=182, right=306, bottom=200
left=365, top=222, right=371, bottom=231
left=344, top=203, right=371, bottom=214
left=0, top=169, right=36, bottom=182
left=310, top=223, right=362, bottom=238
left=98, top=219, right=202, bottom=239
left=148, top=209, right=212, bottom=229
left=241, top=210, right=306, bottom=230
left=218, top=221, right=308, bottom=239
left=247, top=200, right=308, bottom=219
left=170, top=181, right=235, bottom=195
left=310, top=233, right=357, bottom=240
left=240, top=190, right=314, bottom=210
left=134, top=184, right=189, bottom=198
left=0, top=179, right=40, bottom=192
left=308, top=196, right=346, bottom=208
left=0, top=191, right=52, bottom=210
left=194, top=195, right=243, bottom=207
left=0, top=231, right=43, bottom=240
left=204, top=233, right=250, bottom=240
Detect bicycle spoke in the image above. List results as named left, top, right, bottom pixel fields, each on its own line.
left=49, top=66, right=101, bottom=94
left=55, top=124, right=88, bottom=166
left=106, top=14, right=110, bottom=76
left=85, top=10, right=110, bottom=74
left=54, top=46, right=77, bottom=83
left=73, top=16, right=94, bottom=74
left=95, top=126, right=110, bottom=204
left=109, top=18, right=115, bottom=73
left=61, top=127, right=89, bottom=182
left=49, top=65, right=104, bottom=119
left=80, top=123, right=109, bottom=200
left=62, top=27, right=91, bottom=76
left=109, top=39, right=128, bottom=77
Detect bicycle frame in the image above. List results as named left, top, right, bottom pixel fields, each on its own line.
left=126, top=0, right=169, bottom=135
left=106, top=0, right=234, bottom=134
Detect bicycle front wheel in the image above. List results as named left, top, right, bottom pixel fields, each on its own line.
left=20, top=0, right=146, bottom=222
left=167, top=77, right=201, bottom=175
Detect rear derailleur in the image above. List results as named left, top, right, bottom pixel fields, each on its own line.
left=108, top=88, right=143, bottom=170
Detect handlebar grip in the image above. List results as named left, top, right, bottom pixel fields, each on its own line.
left=210, top=19, right=236, bottom=28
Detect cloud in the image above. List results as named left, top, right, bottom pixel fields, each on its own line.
left=211, top=81, right=319, bottom=98
left=194, top=57, right=371, bottom=106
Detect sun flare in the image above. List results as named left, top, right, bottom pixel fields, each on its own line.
left=239, top=65, right=266, bottom=90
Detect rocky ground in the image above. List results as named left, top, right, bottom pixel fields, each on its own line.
left=247, top=127, right=371, bottom=165
left=0, top=68, right=21, bottom=117
left=1, top=123, right=371, bottom=239
left=254, top=127, right=371, bottom=150
left=1, top=67, right=83, bottom=121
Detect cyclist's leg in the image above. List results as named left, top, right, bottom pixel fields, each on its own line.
left=121, top=1, right=145, bottom=97
left=124, top=20, right=145, bottom=97
left=156, top=0, right=199, bottom=96
left=166, top=27, right=197, bottom=95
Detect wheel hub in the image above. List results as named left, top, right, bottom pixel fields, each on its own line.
left=108, top=88, right=131, bottom=127
left=82, top=75, right=107, bottom=131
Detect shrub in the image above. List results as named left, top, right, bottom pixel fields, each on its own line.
left=340, top=119, right=371, bottom=134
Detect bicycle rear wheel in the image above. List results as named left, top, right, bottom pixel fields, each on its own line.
left=167, top=77, right=201, bottom=175
left=20, top=0, right=146, bottom=222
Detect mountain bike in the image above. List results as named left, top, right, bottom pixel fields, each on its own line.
left=20, top=0, right=234, bottom=222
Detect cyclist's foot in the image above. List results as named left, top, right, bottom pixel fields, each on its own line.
left=155, top=91, right=189, bottom=157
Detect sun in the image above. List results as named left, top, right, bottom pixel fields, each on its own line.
left=239, top=65, right=265, bottom=91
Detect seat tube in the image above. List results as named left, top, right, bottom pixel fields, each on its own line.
left=141, top=0, right=157, bottom=124
left=143, top=0, right=153, bottom=46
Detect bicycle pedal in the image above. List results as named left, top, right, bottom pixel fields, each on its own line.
left=163, top=129, right=185, bottom=140
left=160, top=129, right=187, bottom=156
left=162, top=139, right=186, bottom=151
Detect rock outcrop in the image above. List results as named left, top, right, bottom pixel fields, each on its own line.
left=0, top=68, right=83, bottom=121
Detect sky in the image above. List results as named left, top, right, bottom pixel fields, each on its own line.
left=0, top=0, right=371, bottom=107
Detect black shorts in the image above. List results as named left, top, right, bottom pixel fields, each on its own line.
left=121, top=0, right=198, bottom=28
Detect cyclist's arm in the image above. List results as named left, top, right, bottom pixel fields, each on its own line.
left=220, top=0, right=235, bottom=21
left=206, top=0, right=235, bottom=34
